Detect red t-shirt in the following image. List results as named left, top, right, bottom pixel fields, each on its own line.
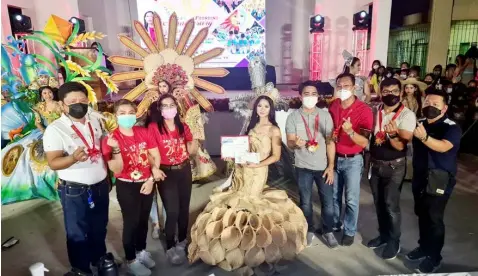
left=148, top=122, right=193, bottom=165
left=101, top=126, right=157, bottom=180
left=329, top=98, right=373, bottom=155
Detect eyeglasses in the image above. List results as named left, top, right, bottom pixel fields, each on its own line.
left=382, top=89, right=401, bottom=95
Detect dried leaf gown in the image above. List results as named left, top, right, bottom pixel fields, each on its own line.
left=188, top=129, right=308, bottom=271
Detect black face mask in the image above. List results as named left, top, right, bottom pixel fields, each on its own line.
left=67, top=103, right=89, bottom=119
left=382, top=94, right=401, bottom=106
left=423, top=106, right=442, bottom=119
left=424, top=81, right=433, bottom=85
left=433, top=71, right=441, bottom=76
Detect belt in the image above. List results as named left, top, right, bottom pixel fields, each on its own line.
left=59, top=179, right=106, bottom=189
left=371, top=157, right=406, bottom=166
left=336, top=152, right=362, bottom=158
left=160, top=161, right=189, bottom=171
left=117, top=178, right=149, bottom=183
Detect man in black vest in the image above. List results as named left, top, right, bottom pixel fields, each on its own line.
left=366, top=78, right=417, bottom=260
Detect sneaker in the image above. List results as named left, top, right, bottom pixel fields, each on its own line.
left=416, top=257, right=442, bottom=273
left=341, top=235, right=354, bottom=246
left=136, top=250, right=155, bottom=269
left=406, top=246, right=427, bottom=261
left=151, top=225, right=160, bottom=240
left=127, top=260, right=151, bottom=276
left=175, top=239, right=188, bottom=252
left=166, top=247, right=185, bottom=265
left=382, top=241, right=400, bottom=260
left=322, top=232, right=339, bottom=249
left=367, top=236, right=387, bottom=249
left=306, top=232, right=316, bottom=247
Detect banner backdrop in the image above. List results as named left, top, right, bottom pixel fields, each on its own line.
left=137, top=0, right=266, bottom=67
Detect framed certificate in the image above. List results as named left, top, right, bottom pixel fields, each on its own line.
left=220, top=136, right=249, bottom=159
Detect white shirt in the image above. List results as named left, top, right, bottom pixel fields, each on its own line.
left=373, top=104, right=417, bottom=135
left=43, top=114, right=107, bottom=185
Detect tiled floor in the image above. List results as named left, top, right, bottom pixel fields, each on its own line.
left=2, top=155, right=478, bottom=275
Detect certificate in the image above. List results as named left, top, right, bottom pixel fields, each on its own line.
left=221, top=136, right=249, bottom=159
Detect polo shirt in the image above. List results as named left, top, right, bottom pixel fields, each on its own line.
left=412, top=116, right=461, bottom=194
left=285, top=107, right=333, bottom=171
left=329, top=98, right=373, bottom=155
left=370, top=104, right=417, bottom=161
left=43, top=114, right=107, bottom=185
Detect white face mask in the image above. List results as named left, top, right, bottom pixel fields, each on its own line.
left=302, top=96, right=318, bottom=109
left=373, top=65, right=379, bottom=70
left=400, top=74, right=407, bottom=80
left=386, top=73, right=392, bottom=78
left=447, top=87, right=453, bottom=94
left=338, top=89, right=352, bottom=101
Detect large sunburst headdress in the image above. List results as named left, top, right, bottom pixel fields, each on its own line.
left=108, top=12, right=230, bottom=117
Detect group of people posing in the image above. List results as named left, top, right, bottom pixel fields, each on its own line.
left=44, top=61, right=461, bottom=275
left=287, top=73, right=460, bottom=274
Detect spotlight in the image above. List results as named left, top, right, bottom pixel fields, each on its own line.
left=69, top=17, right=86, bottom=34
left=12, top=14, right=32, bottom=33
left=353, top=10, right=370, bottom=30
left=309, top=14, right=325, bottom=33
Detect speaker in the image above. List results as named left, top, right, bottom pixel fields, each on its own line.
left=69, top=17, right=86, bottom=34
left=12, top=14, right=32, bottom=33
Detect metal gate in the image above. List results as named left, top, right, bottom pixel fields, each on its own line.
left=447, top=20, right=478, bottom=64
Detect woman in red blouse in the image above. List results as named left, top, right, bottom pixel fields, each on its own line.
left=101, top=99, right=165, bottom=276
left=147, top=94, right=198, bottom=265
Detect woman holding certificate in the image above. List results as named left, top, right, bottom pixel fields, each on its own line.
left=188, top=95, right=308, bottom=273
left=101, top=99, right=164, bottom=276
left=147, top=94, right=198, bottom=265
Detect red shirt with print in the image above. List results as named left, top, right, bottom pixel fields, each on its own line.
left=101, top=126, right=156, bottom=180
left=148, top=122, right=193, bottom=165
left=329, top=98, right=373, bottom=155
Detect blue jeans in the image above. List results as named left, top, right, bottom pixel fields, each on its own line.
left=58, top=179, right=109, bottom=273
left=150, top=192, right=167, bottom=225
left=333, top=155, right=364, bottom=237
left=296, top=167, right=335, bottom=233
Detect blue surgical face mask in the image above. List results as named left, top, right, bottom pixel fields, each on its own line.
left=117, top=114, right=137, bottom=129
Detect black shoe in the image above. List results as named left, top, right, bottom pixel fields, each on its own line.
left=416, top=257, right=442, bottom=273
left=382, top=241, right=400, bottom=260
left=367, top=236, right=387, bottom=249
left=342, top=235, right=354, bottom=246
left=332, top=223, right=343, bottom=233
left=406, top=246, right=427, bottom=261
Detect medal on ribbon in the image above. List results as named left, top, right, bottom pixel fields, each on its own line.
left=375, top=104, right=404, bottom=146
left=300, top=114, right=320, bottom=153
left=130, top=170, right=143, bottom=180
left=70, top=122, right=100, bottom=163
left=333, top=107, right=353, bottom=143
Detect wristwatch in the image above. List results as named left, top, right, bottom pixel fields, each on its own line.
left=348, top=131, right=355, bottom=138
left=387, top=133, right=398, bottom=139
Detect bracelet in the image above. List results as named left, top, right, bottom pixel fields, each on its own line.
left=421, top=134, right=428, bottom=142
left=388, top=133, right=398, bottom=139
left=112, top=149, right=121, bottom=154
left=348, top=131, right=355, bottom=137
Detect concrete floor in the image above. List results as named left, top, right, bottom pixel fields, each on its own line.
left=2, top=155, right=478, bottom=276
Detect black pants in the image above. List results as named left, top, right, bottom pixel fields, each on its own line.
left=369, top=158, right=406, bottom=242
left=158, top=165, right=192, bottom=249
left=58, top=179, right=109, bottom=273
left=412, top=173, right=451, bottom=262
left=116, top=180, right=154, bottom=261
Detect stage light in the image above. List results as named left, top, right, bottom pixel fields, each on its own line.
left=353, top=10, right=370, bottom=30
left=12, top=14, right=32, bottom=33
left=69, top=17, right=86, bottom=34
left=15, top=15, right=22, bottom=21
left=310, top=14, right=325, bottom=33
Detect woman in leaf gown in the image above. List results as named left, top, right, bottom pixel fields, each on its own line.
left=188, top=95, right=307, bottom=273
left=1, top=86, right=62, bottom=204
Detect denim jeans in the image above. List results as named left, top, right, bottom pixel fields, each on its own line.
left=369, top=158, right=406, bottom=242
left=333, top=155, right=364, bottom=237
left=58, top=179, right=109, bottom=273
left=296, top=167, right=335, bottom=233
left=150, top=192, right=167, bottom=225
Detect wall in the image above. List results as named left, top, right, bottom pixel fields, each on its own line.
left=1, top=0, right=79, bottom=40
left=452, top=0, right=478, bottom=20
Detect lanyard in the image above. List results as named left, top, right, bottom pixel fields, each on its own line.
left=117, top=130, right=141, bottom=172
left=70, top=122, right=100, bottom=162
left=378, top=104, right=404, bottom=132
left=333, top=107, right=353, bottom=140
left=300, top=114, right=319, bottom=143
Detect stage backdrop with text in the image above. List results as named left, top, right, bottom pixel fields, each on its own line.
left=138, top=0, right=266, bottom=67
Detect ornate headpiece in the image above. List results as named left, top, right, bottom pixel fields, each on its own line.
left=342, top=50, right=354, bottom=67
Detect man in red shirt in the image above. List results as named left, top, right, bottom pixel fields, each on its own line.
left=329, top=72, right=373, bottom=246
